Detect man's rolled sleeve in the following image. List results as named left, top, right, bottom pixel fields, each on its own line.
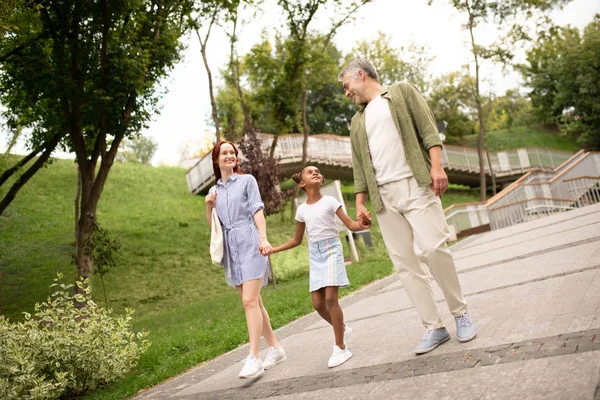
left=403, top=83, right=443, bottom=150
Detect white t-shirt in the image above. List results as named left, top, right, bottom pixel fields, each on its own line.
left=365, top=95, right=413, bottom=185
left=295, top=195, right=342, bottom=242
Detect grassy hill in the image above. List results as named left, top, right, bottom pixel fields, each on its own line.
left=455, top=126, right=581, bottom=152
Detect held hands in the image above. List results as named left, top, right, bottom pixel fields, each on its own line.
left=430, top=166, right=448, bottom=197
left=357, top=214, right=371, bottom=230
left=356, top=204, right=372, bottom=229
left=259, top=238, right=273, bottom=257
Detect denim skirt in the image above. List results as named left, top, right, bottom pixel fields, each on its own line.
left=308, top=236, right=350, bottom=292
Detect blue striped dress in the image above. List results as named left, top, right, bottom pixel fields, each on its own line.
left=209, top=174, right=270, bottom=287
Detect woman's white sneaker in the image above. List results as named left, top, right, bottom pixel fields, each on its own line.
left=262, top=346, right=287, bottom=369
left=239, top=354, right=264, bottom=379
left=327, top=345, right=352, bottom=368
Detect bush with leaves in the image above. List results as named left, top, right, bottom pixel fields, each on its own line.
left=0, top=274, right=150, bottom=400
left=238, top=131, right=292, bottom=215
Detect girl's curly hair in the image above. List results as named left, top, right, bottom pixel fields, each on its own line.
left=291, top=168, right=324, bottom=192
left=291, top=172, right=302, bottom=185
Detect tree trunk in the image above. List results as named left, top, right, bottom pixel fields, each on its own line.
left=301, top=88, right=310, bottom=164
left=227, top=8, right=253, bottom=136
left=0, top=147, right=39, bottom=188
left=194, top=11, right=220, bottom=141
left=203, top=44, right=220, bottom=140
left=75, top=209, right=94, bottom=289
left=476, top=126, right=486, bottom=200
left=485, top=146, right=497, bottom=196
left=75, top=166, right=81, bottom=245
left=269, top=135, right=279, bottom=158
left=4, top=125, right=22, bottom=155
left=467, top=5, right=487, bottom=201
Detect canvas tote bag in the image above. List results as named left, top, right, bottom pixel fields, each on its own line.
left=210, top=207, right=224, bottom=265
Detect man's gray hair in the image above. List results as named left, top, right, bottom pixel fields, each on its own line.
left=338, top=59, right=380, bottom=83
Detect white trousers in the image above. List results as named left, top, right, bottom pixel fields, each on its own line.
left=376, top=177, right=467, bottom=329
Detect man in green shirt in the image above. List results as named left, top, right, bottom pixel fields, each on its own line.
left=339, top=59, right=477, bottom=355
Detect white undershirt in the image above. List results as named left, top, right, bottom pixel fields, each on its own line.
left=364, top=95, right=413, bottom=185
left=295, top=195, right=342, bottom=243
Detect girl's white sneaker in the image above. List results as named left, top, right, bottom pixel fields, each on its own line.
left=327, top=345, right=352, bottom=368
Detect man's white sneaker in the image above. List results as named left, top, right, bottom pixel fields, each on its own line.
left=238, top=354, right=264, bottom=379
left=262, top=346, right=287, bottom=369
left=327, top=345, right=352, bottom=368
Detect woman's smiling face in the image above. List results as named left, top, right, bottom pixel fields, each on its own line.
left=218, top=143, right=237, bottom=170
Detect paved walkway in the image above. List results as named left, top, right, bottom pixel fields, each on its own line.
left=134, top=203, right=600, bottom=400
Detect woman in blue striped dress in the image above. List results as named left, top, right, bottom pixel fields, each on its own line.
left=205, top=141, right=286, bottom=379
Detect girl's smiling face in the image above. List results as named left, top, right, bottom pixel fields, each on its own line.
left=300, top=166, right=324, bottom=188
left=218, top=143, right=237, bottom=170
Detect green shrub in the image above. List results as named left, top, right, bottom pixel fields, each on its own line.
left=0, top=274, right=150, bottom=400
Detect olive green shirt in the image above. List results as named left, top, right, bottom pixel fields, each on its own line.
left=350, top=82, right=443, bottom=213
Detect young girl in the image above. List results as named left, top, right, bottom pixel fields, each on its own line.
left=270, top=166, right=370, bottom=368
left=205, top=140, right=286, bottom=379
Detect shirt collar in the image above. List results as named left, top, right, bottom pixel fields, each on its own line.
left=216, top=172, right=239, bottom=186
left=358, top=85, right=389, bottom=112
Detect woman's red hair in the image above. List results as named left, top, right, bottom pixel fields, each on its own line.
left=212, top=140, right=243, bottom=185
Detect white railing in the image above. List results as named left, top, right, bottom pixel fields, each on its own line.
left=444, top=202, right=488, bottom=234
left=565, top=176, right=600, bottom=208
left=186, top=134, right=573, bottom=194
left=485, top=150, right=589, bottom=212
left=446, top=152, right=600, bottom=234
left=488, top=197, right=575, bottom=229
left=185, top=154, right=214, bottom=194
left=442, top=146, right=572, bottom=175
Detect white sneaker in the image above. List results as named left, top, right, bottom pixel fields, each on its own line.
left=262, top=346, right=287, bottom=369
left=239, top=354, right=264, bottom=379
left=327, top=345, right=352, bottom=368
left=344, top=325, right=353, bottom=348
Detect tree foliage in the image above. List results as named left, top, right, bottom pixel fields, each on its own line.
left=521, top=15, right=600, bottom=150
left=428, top=71, right=476, bottom=143
left=117, top=135, right=158, bottom=164
left=0, top=0, right=193, bottom=286
left=428, top=0, right=572, bottom=199
left=217, top=35, right=355, bottom=137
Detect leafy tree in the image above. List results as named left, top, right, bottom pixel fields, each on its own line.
left=187, top=0, right=256, bottom=141
left=0, top=0, right=193, bottom=290
left=427, top=0, right=573, bottom=199
left=427, top=71, right=476, bottom=143
left=485, top=89, right=534, bottom=132
left=521, top=15, right=600, bottom=150
left=117, top=135, right=158, bottom=164
left=217, top=35, right=355, bottom=137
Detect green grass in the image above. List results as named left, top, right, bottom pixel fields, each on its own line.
left=457, top=126, right=581, bottom=152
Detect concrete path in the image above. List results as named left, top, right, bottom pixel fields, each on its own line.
left=134, top=203, right=600, bottom=400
